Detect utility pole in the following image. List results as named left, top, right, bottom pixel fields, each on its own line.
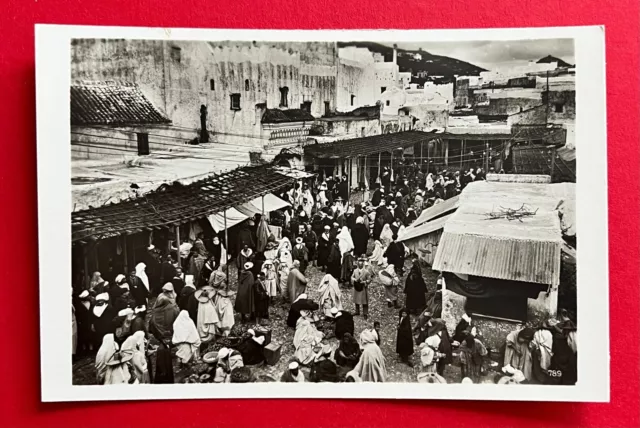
left=545, top=70, right=550, bottom=126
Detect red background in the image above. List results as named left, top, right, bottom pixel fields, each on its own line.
left=1, top=0, right=638, bottom=427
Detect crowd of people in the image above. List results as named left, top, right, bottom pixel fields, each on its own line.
left=72, top=161, right=577, bottom=386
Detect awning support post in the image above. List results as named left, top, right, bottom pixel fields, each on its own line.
left=224, top=209, right=229, bottom=288
left=175, top=225, right=181, bottom=265
left=123, top=234, right=129, bottom=275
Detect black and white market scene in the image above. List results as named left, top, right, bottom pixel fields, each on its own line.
left=70, top=38, right=577, bottom=386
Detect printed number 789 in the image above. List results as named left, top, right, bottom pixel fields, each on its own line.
left=548, top=370, right=563, bottom=377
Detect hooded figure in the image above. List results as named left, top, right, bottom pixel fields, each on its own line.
left=172, top=310, right=201, bottom=363
left=256, top=217, right=271, bottom=253
left=384, top=241, right=405, bottom=276
left=135, top=263, right=150, bottom=292
left=352, top=217, right=369, bottom=257
left=369, top=240, right=387, bottom=267
left=91, top=293, right=117, bottom=349
left=317, top=274, right=343, bottom=317
left=121, top=330, right=150, bottom=383
left=317, top=226, right=331, bottom=269
left=504, top=327, right=534, bottom=381
left=287, top=293, right=319, bottom=328
left=149, top=285, right=179, bottom=341
left=287, top=260, right=308, bottom=303
left=337, top=226, right=355, bottom=257
left=326, top=240, right=342, bottom=279
left=194, top=285, right=220, bottom=343
left=380, top=224, right=394, bottom=248
left=353, top=329, right=386, bottom=382
left=95, top=333, right=118, bottom=385
left=235, top=263, right=255, bottom=320
left=396, top=308, right=414, bottom=366
left=379, top=264, right=400, bottom=308
left=277, top=238, right=294, bottom=266
left=335, top=332, right=361, bottom=368
left=293, top=313, right=324, bottom=365
left=309, top=344, right=339, bottom=383
left=210, top=236, right=228, bottom=270
left=404, top=263, right=427, bottom=312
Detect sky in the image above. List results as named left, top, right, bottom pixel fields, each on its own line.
left=383, top=39, right=575, bottom=71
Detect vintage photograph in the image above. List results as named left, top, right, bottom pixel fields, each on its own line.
left=68, top=35, right=578, bottom=387
left=36, top=26, right=608, bottom=402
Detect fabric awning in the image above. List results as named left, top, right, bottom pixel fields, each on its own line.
left=207, top=207, right=249, bottom=233
left=236, top=193, right=290, bottom=217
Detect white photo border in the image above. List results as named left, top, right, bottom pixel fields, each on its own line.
left=35, top=24, right=608, bottom=403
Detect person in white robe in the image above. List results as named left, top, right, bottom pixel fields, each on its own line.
left=317, top=274, right=343, bottom=317
left=293, top=311, right=324, bottom=365
left=277, top=238, right=294, bottom=266
left=121, top=330, right=150, bottom=383
left=302, top=188, right=315, bottom=217
left=369, top=240, right=387, bottom=267
left=172, top=310, right=201, bottom=364
left=262, top=259, right=278, bottom=300
left=277, top=261, right=290, bottom=297
left=135, top=262, right=150, bottom=292
left=214, top=287, right=235, bottom=337
left=337, top=226, right=355, bottom=257
left=194, top=286, right=220, bottom=343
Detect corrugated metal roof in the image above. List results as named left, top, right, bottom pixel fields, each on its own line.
left=433, top=232, right=561, bottom=285
left=412, top=196, right=460, bottom=228
left=398, top=214, right=452, bottom=242
left=71, top=81, right=170, bottom=126
left=432, top=180, right=570, bottom=286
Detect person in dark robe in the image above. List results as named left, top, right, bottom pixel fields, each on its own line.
left=178, top=274, right=196, bottom=314
left=188, top=241, right=209, bottom=288
left=74, top=290, right=94, bottom=355
left=316, top=225, right=331, bottom=271
left=107, top=275, right=130, bottom=312
left=338, top=175, right=349, bottom=201
left=91, top=292, right=117, bottom=349
left=405, top=208, right=417, bottom=225
left=235, top=262, right=255, bottom=323
left=159, top=255, right=177, bottom=288
left=396, top=308, right=414, bottom=367
left=287, top=293, right=319, bottom=328
left=280, top=361, right=306, bottom=382
left=380, top=168, right=391, bottom=191
left=236, top=223, right=256, bottom=254
left=371, top=185, right=383, bottom=208
left=253, top=272, right=270, bottom=325
left=327, top=240, right=342, bottom=280
left=126, top=266, right=148, bottom=307
left=236, top=329, right=266, bottom=365
left=334, top=310, right=355, bottom=341
left=252, top=251, right=266, bottom=279
left=149, top=284, right=179, bottom=341
left=292, top=237, right=309, bottom=274
left=384, top=241, right=406, bottom=276
left=210, top=236, right=226, bottom=270
left=143, top=247, right=162, bottom=296
left=309, top=345, right=339, bottom=383
left=236, top=245, right=254, bottom=281
left=151, top=333, right=174, bottom=384
left=352, top=216, right=369, bottom=257
left=404, top=262, right=427, bottom=314
left=390, top=219, right=401, bottom=241
left=303, top=224, right=318, bottom=267
left=329, top=222, right=340, bottom=243
left=335, top=332, right=361, bottom=368
left=428, top=318, right=453, bottom=376
left=452, top=313, right=473, bottom=344
left=170, top=267, right=185, bottom=297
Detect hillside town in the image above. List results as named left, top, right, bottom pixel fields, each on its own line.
left=71, top=40, right=577, bottom=386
